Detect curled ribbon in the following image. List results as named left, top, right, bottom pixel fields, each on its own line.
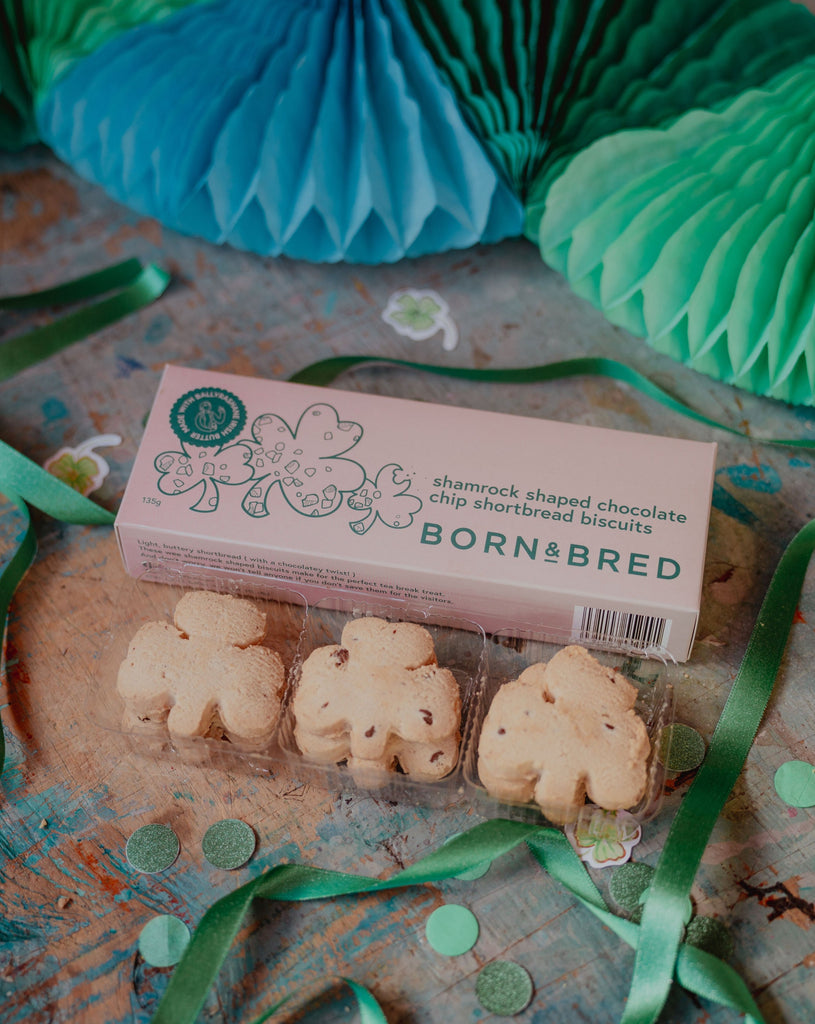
left=248, top=977, right=387, bottom=1024
left=149, top=820, right=765, bottom=1024
left=0, top=258, right=170, bottom=380
left=0, top=258, right=167, bottom=773
left=289, top=354, right=815, bottom=449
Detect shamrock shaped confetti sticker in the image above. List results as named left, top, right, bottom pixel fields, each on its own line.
left=382, top=288, right=459, bottom=351
left=44, top=434, right=121, bottom=495
left=565, top=808, right=642, bottom=869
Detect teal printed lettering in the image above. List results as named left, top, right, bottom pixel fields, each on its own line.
left=657, top=557, right=681, bottom=580
left=420, top=522, right=442, bottom=545
left=568, top=544, right=589, bottom=566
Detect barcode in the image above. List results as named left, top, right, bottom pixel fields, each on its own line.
left=572, top=606, right=671, bottom=651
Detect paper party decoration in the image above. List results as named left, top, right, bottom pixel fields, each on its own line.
left=404, top=1, right=815, bottom=207
left=684, top=916, right=735, bottom=961
left=31, top=0, right=523, bottom=263
left=0, top=0, right=202, bottom=150
left=138, top=914, right=191, bottom=968
left=424, top=903, right=479, bottom=956
left=656, top=723, right=706, bottom=774
left=773, top=759, right=815, bottom=807
left=475, top=961, right=534, bottom=1017
left=125, top=822, right=180, bottom=873
left=537, top=58, right=815, bottom=406
left=8, top=0, right=815, bottom=402
left=202, top=819, right=257, bottom=870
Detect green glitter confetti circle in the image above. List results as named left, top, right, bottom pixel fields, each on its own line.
left=476, top=961, right=534, bottom=1016
left=609, top=862, right=692, bottom=924
left=425, top=904, right=479, bottom=956
left=202, top=819, right=256, bottom=870
left=138, top=914, right=190, bottom=967
left=608, top=862, right=655, bottom=913
left=685, top=916, right=735, bottom=961
left=657, top=723, right=707, bottom=773
left=774, top=760, right=815, bottom=807
left=125, top=823, right=180, bottom=874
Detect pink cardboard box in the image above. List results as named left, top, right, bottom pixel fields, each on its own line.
left=115, top=365, right=717, bottom=661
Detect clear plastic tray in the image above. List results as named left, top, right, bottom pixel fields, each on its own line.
left=93, top=566, right=308, bottom=774
left=462, top=628, right=675, bottom=826
left=94, top=567, right=674, bottom=823
left=276, top=595, right=486, bottom=809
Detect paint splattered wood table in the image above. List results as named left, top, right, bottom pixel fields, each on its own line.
left=2, top=145, right=815, bottom=1024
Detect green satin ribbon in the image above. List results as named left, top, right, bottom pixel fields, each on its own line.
left=0, top=440, right=117, bottom=525
left=0, top=258, right=170, bottom=381
left=0, top=490, right=36, bottom=776
left=1, top=257, right=165, bottom=775
left=620, top=516, right=815, bottom=1024
left=0, top=446, right=115, bottom=775
left=149, top=820, right=764, bottom=1024
left=289, top=355, right=815, bottom=449
left=248, top=977, right=387, bottom=1024
left=0, top=257, right=150, bottom=310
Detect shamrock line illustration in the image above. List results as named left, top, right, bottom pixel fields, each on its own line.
left=241, top=404, right=365, bottom=519
left=154, top=403, right=424, bottom=530
left=347, top=463, right=423, bottom=534
left=154, top=441, right=255, bottom=512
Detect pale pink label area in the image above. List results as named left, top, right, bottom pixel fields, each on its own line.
left=115, top=365, right=717, bottom=660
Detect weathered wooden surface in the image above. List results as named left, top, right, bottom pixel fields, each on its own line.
left=2, top=144, right=815, bottom=1024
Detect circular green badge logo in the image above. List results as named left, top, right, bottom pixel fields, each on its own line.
left=170, top=387, right=246, bottom=447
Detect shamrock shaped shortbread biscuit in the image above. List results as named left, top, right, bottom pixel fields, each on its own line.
left=477, top=645, right=651, bottom=825
left=292, top=617, right=461, bottom=780
left=117, top=590, right=286, bottom=748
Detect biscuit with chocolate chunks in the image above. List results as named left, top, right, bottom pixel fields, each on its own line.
left=477, top=645, right=650, bottom=824
left=117, top=590, right=285, bottom=748
left=292, top=617, right=461, bottom=780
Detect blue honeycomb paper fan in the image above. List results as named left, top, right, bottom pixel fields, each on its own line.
left=35, top=0, right=524, bottom=263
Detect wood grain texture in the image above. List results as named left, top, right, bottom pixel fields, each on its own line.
left=3, top=145, right=815, bottom=1024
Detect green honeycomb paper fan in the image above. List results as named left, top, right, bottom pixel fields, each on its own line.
left=402, top=0, right=604, bottom=196
left=578, top=1, right=815, bottom=133
left=526, top=0, right=815, bottom=232
left=537, top=57, right=815, bottom=406
left=405, top=0, right=815, bottom=211
left=0, top=0, right=205, bottom=149
left=552, top=0, right=815, bottom=159
left=404, top=0, right=657, bottom=198
left=0, top=1, right=35, bottom=148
